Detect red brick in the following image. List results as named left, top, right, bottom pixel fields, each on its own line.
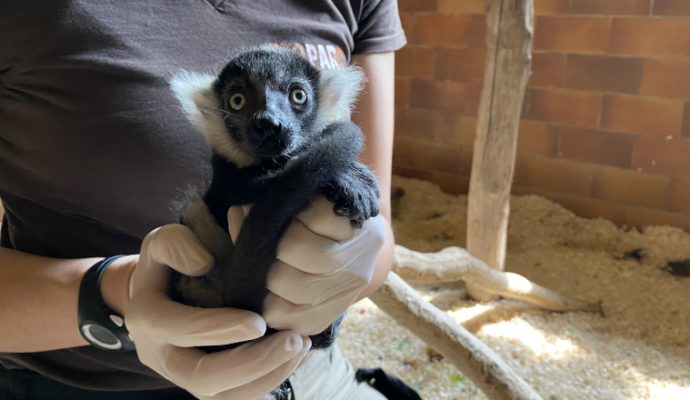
left=436, top=48, right=486, bottom=82
left=534, top=0, right=570, bottom=14
left=592, top=167, right=669, bottom=209
left=609, top=18, right=690, bottom=57
left=640, top=59, right=690, bottom=99
left=681, top=101, right=690, bottom=138
left=669, top=178, right=690, bottom=213
left=409, top=15, right=485, bottom=47
left=438, top=0, right=486, bottom=14
left=513, top=155, right=595, bottom=196
left=432, top=171, right=471, bottom=194
left=398, top=0, right=437, bottom=13
left=465, top=15, right=487, bottom=47
left=534, top=16, right=611, bottom=54
left=395, top=78, right=410, bottom=108
left=522, top=88, right=602, bottom=128
left=392, top=166, right=432, bottom=181
left=399, top=13, right=415, bottom=32
left=530, top=52, right=566, bottom=87
left=456, top=147, right=474, bottom=175
left=601, top=95, right=684, bottom=137
left=437, top=115, right=477, bottom=146
left=570, top=0, right=650, bottom=15
left=564, top=54, right=643, bottom=94
left=396, top=47, right=437, bottom=78
left=633, top=137, right=690, bottom=178
left=394, top=137, right=465, bottom=174
left=513, top=187, right=630, bottom=225
left=558, top=127, right=634, bottom=168
left=410, top=79, right=481, bottom=114
left=653, top=0, right=690, bottom=16
left=395, top=109, right=441, bottom=140
left=394, top=137, right=438, bottom=172
left=624, top=207, right=687, bottom=230
left=512, top=188, right=688, bottom=230
left=517, top=120, right=559, bottom=157
left=464, top=83, right=483, bottom=115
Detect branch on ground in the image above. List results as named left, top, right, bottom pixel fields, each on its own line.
left=394, top=245, right=602, bottom=313
left=371, top=272, right=542, bottom=400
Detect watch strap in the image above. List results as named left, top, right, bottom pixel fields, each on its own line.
left=78, top=255, right=135, bottom=351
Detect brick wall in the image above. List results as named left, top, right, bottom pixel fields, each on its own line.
left=394, top=0, right=690, bottom=231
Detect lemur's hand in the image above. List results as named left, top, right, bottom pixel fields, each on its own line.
left=126, top=224, right=311, bottom=399
left=229, top=196, right=385, bottom=336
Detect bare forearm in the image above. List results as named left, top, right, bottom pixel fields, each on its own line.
left=0, top=248, right=134, bottom=352
left=351, top=52, right=397, bottom=300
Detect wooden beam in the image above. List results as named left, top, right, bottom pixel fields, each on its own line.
left=467, top=0, right=534, bottom=301
left=371, top=272, right=542, bottom=400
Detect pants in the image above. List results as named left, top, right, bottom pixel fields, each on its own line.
left=0, top=345, right=384, bottom=400
left=287, top=345, right=386, bottom=400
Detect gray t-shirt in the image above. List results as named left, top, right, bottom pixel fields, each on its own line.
left=0, top=0, right=405, bottom=390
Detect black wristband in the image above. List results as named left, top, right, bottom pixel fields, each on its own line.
left=77, top=255, right=135, bottom=352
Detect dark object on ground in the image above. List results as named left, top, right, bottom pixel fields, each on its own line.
left=623, top=248, right=644, bottom=262
left=391, top=186, right=405, bottom=219
left=356, top=367, right=423, bottom=400
left=663, top=259, right=690, bottom=277
left=391, top=186, right=405, bottom=201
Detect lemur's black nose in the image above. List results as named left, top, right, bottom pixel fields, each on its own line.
left=253, top=115, right=283, bottom=137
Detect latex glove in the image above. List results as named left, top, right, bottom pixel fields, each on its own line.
left=228, top=195, right=385, bottom=336
left=126, top=224, right=311, bottom=400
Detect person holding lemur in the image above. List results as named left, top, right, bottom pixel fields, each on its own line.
left=0, top=1, right=406, bottom=400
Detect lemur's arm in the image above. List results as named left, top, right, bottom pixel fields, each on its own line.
left=351, top=51, right=397, bottom=299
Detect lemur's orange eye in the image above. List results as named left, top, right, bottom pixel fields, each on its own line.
left=228, top=93, right=246, bottom=111
left=290, top=88, right=307, bottom=105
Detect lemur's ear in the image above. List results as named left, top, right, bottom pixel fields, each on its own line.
left=170, top=71, right=218, bottom=131
left=170, top=70, right=257, bottom=167
left=315, top=66, right=365, bottom=128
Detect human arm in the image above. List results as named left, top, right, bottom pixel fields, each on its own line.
left=0, top=247, right=132, bottom=352
left=351, top=51, right=396, bottom=299
left=0, top=193, right=130, bottom=350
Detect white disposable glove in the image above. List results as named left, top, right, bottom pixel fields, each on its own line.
left=126, top=224, right=311, bottom=400
left=228, top=195, right=386, bottom=336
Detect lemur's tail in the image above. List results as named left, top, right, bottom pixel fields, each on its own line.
left=219, top=121, right=363, bottom=313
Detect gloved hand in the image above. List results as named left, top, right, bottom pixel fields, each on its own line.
left=228, top=195, right=386, bottom=336
left=126, top=224, right=311, bottom=400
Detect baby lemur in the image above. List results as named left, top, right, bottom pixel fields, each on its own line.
left=169, top=47, right=380, bottom=351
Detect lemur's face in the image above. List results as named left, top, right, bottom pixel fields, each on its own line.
left=213, top=50, right=321, bottom=162
left=171, top=47, right=363, bottom=168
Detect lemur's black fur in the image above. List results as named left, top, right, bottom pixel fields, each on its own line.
left=168, top=48, right=379, bottom=354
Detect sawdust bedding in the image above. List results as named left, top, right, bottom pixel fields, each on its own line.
left=338, top=176, right=690, bottom=400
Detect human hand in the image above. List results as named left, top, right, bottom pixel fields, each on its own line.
left=125, top=224, right=311, bottom=399
left=228, top=195, right=386, bottom=336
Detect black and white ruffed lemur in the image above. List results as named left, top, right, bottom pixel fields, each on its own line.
left=168, top=47, right=380, bottom=356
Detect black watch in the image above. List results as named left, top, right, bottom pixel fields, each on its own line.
left=78, top=255, right=135, bottom=351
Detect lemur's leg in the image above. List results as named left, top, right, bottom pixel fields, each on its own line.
left=171, top=194, right=234, bottom=308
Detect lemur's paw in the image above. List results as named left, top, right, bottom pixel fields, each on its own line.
left=324, top=163, right=380, bottom=228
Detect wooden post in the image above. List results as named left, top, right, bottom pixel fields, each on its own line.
left=466, top=0, right=534, bottom=301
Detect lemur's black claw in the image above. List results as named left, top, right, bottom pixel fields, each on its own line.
left=323, top=162, right=380, bottom=228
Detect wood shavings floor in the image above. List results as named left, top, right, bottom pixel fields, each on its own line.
left=338, top=176, right=690, bottom=400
